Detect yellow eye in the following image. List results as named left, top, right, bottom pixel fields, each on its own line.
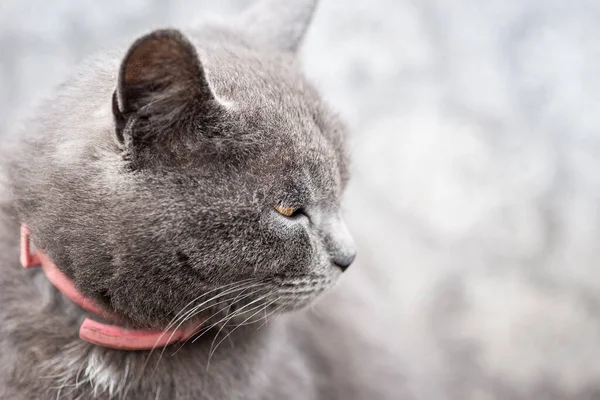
left=274, top=204, right=297, bottom=217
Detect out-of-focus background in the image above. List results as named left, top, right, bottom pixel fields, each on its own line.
left=2, top=0, right=600, bottom=398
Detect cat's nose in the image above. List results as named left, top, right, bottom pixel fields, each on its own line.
left=332, top=252, right=356, bottom=272
left=323, top=214, right=356, bottom=272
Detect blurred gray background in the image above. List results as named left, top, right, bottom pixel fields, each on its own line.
left=2, top=0, right=600, bottom=398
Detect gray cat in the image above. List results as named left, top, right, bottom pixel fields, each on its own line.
left=0, top=0, right=406, bottom=398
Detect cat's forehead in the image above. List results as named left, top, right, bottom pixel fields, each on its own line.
left=199, top=39, right=317, bottom=108
left=195, top=41, right=348, bottom=189
left=244, top=113, right=347, bottom=204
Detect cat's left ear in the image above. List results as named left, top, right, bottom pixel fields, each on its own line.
left=235, top=0, right=318, bottom=53
left=113, top=29, right=215, bottom=143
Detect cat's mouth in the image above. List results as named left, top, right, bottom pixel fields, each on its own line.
left=141, top=275, right=332, bottom=339
left=166, top=275, right=334, bottom=332
left=266, top=274, right=337, bottom=310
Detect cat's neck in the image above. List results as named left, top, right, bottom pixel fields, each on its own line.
left=28, top=271, right=287, bottom=398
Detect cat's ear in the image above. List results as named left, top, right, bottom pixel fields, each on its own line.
left=236, top=0, right=318, bottom=53
left=113, top=29, right=215, bottom=143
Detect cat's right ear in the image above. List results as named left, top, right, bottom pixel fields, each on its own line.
left=113, top=29, right=216, bottom=145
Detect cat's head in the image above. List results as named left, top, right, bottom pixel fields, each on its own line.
left=14, top=0, right=355, bottom=328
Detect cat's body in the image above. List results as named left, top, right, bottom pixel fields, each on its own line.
left=0, top=1, right=405, bottom=399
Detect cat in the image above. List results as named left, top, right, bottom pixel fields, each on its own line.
left=0, top=0, right=407, bottom=398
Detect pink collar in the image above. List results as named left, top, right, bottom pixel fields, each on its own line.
left=20, top=224, right=198, bottom=351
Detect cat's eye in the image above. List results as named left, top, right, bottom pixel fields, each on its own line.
left=274, top=204, right=298, bottom=217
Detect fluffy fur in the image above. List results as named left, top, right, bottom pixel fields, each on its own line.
left=0, top=1, right=405, bottom=398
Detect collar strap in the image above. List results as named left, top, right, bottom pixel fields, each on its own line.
left=20, top=224, right=198, bottom=350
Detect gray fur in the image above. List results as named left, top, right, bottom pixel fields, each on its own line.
left=0, top=1, right=404, bottom=399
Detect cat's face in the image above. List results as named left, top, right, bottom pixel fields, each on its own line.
left=15, top=23, right=355, bottom=328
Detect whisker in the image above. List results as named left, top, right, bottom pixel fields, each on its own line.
left=163, top=282, right=262, bottom=340
left=169, top=287, right=264, bottom=356
left=142, top=280, right=260, bottom=374
left=254, top=303, right=285, bottom=332
left=202, top=297, right=271, bottom=371
left=194, top=294, right=270, bottom=348
left=165, top=284, right=264, bottom=350
left=206, top=299, right=277, bottom=371
left=187, top=293, right=274, bottom=363
left=148, top=283, right=263, bottom=374
left=163, top=279, right=257, bottom=337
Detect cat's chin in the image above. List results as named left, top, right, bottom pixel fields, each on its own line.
left=267, top=271, right=341, bottom=311
left=107, top=270, right=340, bottom=332
left=215, top=287, right=331, bottom=330
left=202, top=272, right=340, bottom=329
